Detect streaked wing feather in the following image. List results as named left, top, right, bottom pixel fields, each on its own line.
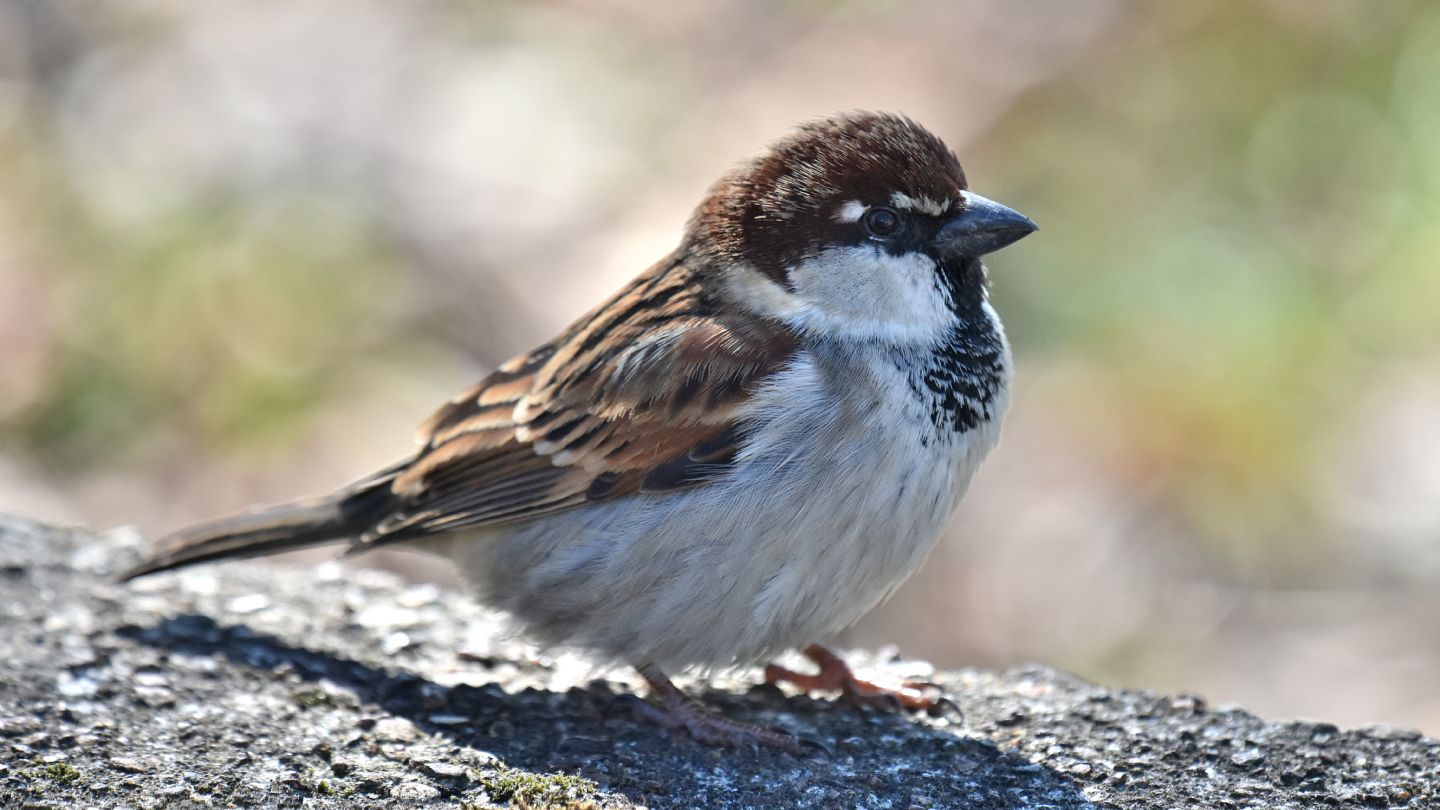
left=361, top=255, right=798, bottom=547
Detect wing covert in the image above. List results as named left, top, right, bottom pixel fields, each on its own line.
left=362, top=257, right=798, bottom=545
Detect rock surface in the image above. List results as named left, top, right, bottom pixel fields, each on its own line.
left=0, top=514, right=1435, bottom=809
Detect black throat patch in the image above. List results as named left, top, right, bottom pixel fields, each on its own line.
left=915, top=318, right=1007, bottom=434
left=909, top=257, right=1008, bottom=434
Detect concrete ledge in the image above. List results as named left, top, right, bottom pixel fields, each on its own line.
left=1, top=514, right=1435, bottom=809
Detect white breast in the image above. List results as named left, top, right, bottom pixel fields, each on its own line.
left=439, top=325, right=1010, bottom=671
left=718, top=345, right=1009, bottom=656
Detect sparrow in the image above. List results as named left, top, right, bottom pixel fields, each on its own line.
left=122, top=111, right=1036, bottom=753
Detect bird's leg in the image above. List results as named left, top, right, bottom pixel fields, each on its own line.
left=764, top=644, right=937, bottom=711
left=630, top=665, right=810, bottom=754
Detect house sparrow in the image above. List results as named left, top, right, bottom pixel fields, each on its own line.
left=122, top=111, right=1036, bottom=753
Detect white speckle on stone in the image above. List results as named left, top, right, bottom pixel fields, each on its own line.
left=420, top=761, right=468, bottom=778
left=354, top=604, right=421, bottom=631
left=179, top=572, right=219, bottom=596
left=57, top=671, right=100, bottom=698
left=109, top=756, right=149, bottom=773
left=68, top=541, right=117, bottom=573
left=390, top=781, right=441, bottom=801
left=372, top=717, right=418, bottom=743
left=397, top=584, right=440, bottom=608
left=134, top=670, right=169, bottom=688
left=549, top=652, right=601, bottom=690
left=381, top=631, right=411, bottom=655
left=225, top=593, right=272, bottom=615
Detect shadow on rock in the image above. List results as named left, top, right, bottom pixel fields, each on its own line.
left=122, top=613, right=1095, bottom=809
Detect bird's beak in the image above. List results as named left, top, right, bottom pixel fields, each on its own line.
left=934, top=191, right=1037, bottom=259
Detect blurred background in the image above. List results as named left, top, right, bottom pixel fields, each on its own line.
left=3, top=1, right=1438, bottom=734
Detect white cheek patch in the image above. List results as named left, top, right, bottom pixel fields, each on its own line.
left=785, top=245, right=955, bottom=343
left=890, top=191, right=952, bottom=217
left=720, top=263, right=810, bottom=321
left=834, top=200, right=868, bottom=223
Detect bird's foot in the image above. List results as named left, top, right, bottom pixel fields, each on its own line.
left=632, top=666, right=814, bottom=755
left=764, top=644, right=940, bottom=711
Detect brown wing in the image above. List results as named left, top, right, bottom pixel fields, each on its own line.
left=360, top=254, right=799, bottom=545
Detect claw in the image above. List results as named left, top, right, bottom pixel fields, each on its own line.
left=633, top=666, right=813, bottom=755
left=927, top=695, right=964, bottom=721
left=796, top=734, right=832, bottom=755
left=841, top=689, right=903, bottom=713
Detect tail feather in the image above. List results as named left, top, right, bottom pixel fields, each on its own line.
left=119, top=466, right=403, bottom=582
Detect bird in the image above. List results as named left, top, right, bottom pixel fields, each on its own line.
left=121, top=110, right=1036, bottom=753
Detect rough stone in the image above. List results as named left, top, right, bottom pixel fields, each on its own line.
left=0, top=514, right=1436, bottom=809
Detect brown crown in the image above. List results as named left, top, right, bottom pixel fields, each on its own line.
left=687, top=111, right=969, bottom=285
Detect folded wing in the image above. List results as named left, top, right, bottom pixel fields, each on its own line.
left=360, top=255, right=799, bottom=546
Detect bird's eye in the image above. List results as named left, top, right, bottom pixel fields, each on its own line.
left=863, top=207, right=901, bottom=237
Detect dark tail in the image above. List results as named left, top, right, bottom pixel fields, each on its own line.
left=118, top=465, right=404, bottom=582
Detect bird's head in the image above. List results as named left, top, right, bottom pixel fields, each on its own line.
left=689, top=111, right=1035, bottom=343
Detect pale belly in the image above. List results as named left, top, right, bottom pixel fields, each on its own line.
left=434, top=352, right=1007, bottom=670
